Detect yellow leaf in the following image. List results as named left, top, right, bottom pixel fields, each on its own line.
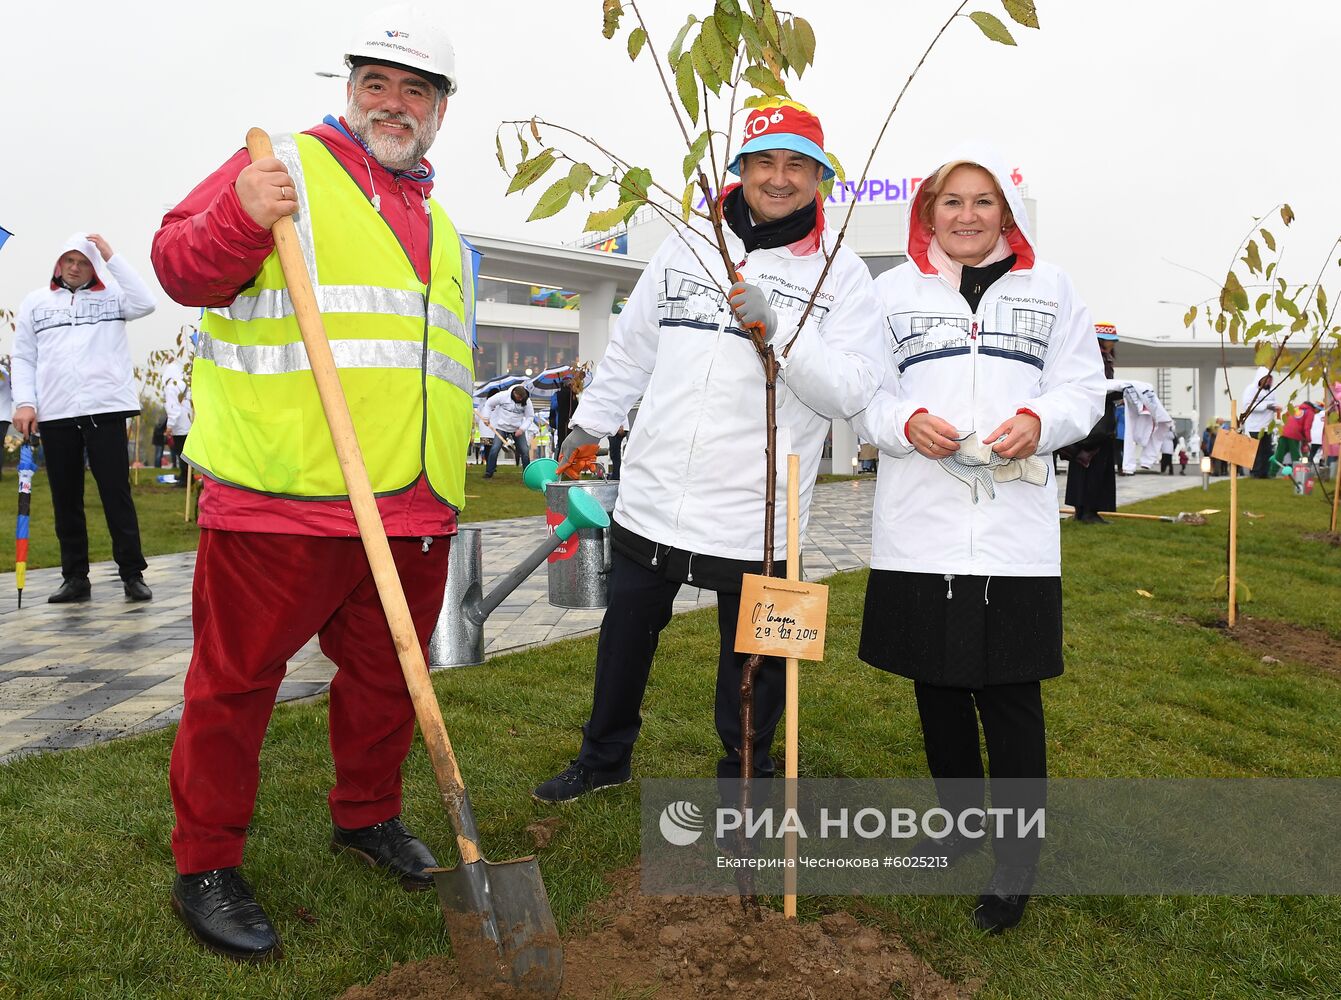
left=1136, top=590, right=1153, bottom=599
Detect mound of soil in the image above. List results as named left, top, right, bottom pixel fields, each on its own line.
left=1302, top=531, right=1341, bottom=547
left=338, top=867, right=970, bottom=1000
left=1209, top=615, right=1341, bottom=679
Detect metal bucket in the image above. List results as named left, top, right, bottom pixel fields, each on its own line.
left=428, top=527, right=486, bottom=668
left=544, top=480, right=619, bottom=608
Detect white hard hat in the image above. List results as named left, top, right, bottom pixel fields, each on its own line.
left=344, top=3, right=458, bottom=96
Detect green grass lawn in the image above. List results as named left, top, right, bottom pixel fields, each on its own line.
left=1, top=478, right=1338, bottom=998
left=0, top=463, right=546, bottom=573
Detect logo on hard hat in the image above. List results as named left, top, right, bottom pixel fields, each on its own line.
left=384, top=30, right=410, bottom=38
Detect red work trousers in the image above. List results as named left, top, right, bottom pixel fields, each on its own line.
left=169, top=529, right=450, bottom=874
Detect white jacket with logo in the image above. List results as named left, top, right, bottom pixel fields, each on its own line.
left=572, top=216, right=883, bottom=561
left=852, top=150, right=1104, bottom=577
left=11, top=234, right=156, bottom=422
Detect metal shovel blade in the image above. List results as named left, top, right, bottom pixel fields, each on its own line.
left=432, top=856, right=563, bottom=999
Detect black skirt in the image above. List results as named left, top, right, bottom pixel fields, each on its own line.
left=858, top=570, right=1064, bottom=689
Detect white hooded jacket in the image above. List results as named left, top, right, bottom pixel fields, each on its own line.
left=572, top=215, right=883, bottom=561
left=852, top=149, right=1104, bottom=577
left=11, top=234, right=156, bottom=422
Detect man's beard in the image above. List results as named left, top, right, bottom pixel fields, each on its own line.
left=346, top=98, right=439, bottom=172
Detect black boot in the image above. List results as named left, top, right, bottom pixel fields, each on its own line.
left=123, top=576, right=153, bottom=602
left=332, top=816, right=438, bottom=891
left=906, top=827, right=986, bottom=867
left=48, top=578, right=91, bottom=603
left=171, top=868, right=281, bottom=961
left=972, top=863, right=1036, bottom=934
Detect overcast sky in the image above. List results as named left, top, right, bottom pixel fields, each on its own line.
left=2, top=0, right=1336, bottom=373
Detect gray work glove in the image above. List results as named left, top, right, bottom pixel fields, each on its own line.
left=557, top=426, right=601, bottom=467
left=728, top=281, right=778, bottom=343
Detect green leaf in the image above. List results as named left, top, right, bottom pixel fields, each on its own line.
left=618, top=166, right=653, bottom=204
left=601, top=0, right=623, bottom=40
left=761, top=0, right=781, bottom=44
left=516, top=125, right=529, bottom=161
left=670, top=15, right=699, bottom=64
left=699, top=14, right=730, bottom=79
left=715, top=0, right=743, bottom=49
left=1243, top=240, right=1262, bottom=275
left=683, top=130, right=712, bottom=181
left=681, top=181, right=695, bottom=222
left=1253, top=342, right=1274, bottom=366
left=527, top=177, right=575, bottom=221
left=1246, top=318, right=1267, bottom=340
left=1265, top=261, right=1276, bottom=280
left=627, top=26, right=646, bottom=60
left=1221, top=270, right=1249, bottom=312
left=1002, top=0, right=1039, bottom=28
left=827, top=150, right=847, bottom=185
left=1228, top=313, right=1242, bottom=344
left=970, top=10, right=1017, bottom=44
left=675, top=54, right=700, bottom=124
left=1255, top=293, right=1270, bottom=315
left=691, top=31, right=723, bottom=93
left=567, top=162, right=594, bottom=197
left=506, top=149, right=556, bottom=195
left=1183, top=305, right=1198, bottom=328
left=1260, top=228, right=1275, bottom=252
left=739, top=15, right=763, bottom=59
left=1291, top=313, right=1308, bottom=333
left=1215, top=313, right=1227, bottom=335
left=1318, top=285, right=1329, bottom=320
left=792, top=16, right=816, bottom=68
left=1281, top=203, right=1295, bottom=225
left=589, top=174, right=612, bottom=198
left=743, top=64, right=787, bottom=96
left=495, top=133, right=507, bottom=173
left=742, top=94, right=776, bottom=109
left=584, top=201, right=639, bottom=233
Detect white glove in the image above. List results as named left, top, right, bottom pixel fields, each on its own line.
left=728, top=281, right=778, bottom=343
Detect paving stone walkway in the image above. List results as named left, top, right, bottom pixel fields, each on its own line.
left=0, top=470, right=1218, bottom=761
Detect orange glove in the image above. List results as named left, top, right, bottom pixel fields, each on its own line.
left=557, top=443, right=600, bottom=480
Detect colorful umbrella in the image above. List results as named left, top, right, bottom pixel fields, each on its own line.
left=473, top=374, right=527, bottom=399
left=15, top=438, right=35, bottom=608
left=525, top=364, right=581, bottom=391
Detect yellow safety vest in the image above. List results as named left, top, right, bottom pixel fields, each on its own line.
left=186, top=132, right=475, bottom=507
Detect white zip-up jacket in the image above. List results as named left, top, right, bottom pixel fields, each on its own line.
left=164, top=377, right=193, bottom=436
left=852, top=151, right=1103, bottom=577
left=11, top=234, right=156, bottom=422
left=573, top=215, right=883, bottom=561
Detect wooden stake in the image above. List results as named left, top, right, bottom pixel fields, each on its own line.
left=183, top=462, right=194, bottom=523
left=132, top=416, right=140, bottom=486
left=1331, top=446, right=1340, bottom=535
left=783, top=453, right=800, bottom=919
left=1228, top=400, right=1239, bottom=627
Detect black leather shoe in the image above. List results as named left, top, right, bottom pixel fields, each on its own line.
left=171, top=868, right=281, bottom=962
left=48, top=578, right=91, bottom=604
left=972, top=863, right=1037, bottom=934
left=123, top=576, right=153, bottom=601
left=906, top=827, right=987, bottom=867
left=332, top=816, right=438, bottom=891
left=532, top=759, right=632, bottom=804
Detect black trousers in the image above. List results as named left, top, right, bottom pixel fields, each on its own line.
left=1160, top=454, right=1174, bottom=474
left=578, top=551, right=785, bottom=778
left=41, top=417, right=147, bottom=582
left=914, top=680, right=1047, bottom=866
left=176, top=432, right=190, bottom=487
left=1250, top=431, right=1273, bottom=478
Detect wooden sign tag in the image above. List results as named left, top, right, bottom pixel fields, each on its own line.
left=1324, top=422, right=1341, bottom=447
left=735, top=573, right=829, bottom=661
left=1212, top=429, right=1260, bottom=470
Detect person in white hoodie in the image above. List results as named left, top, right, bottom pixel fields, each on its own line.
left=1239, top=366, right=1280, bottom=478
left=163, top=372, right=193, bottom=488
left=532, top=101, right=882, bottom=803
left=11, top=233, right=157, bottom=602
left=851, top=151, right=1104, bottom=934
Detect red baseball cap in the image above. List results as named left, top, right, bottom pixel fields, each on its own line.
left=727, top=101, right=835, bottom=180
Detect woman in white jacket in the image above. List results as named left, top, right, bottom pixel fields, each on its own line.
left=852, top=150, right=1104, bottom=933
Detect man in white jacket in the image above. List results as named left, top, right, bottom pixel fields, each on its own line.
left=480, top=384, right=536, bottom=477
left=11, top=233, right=156, bottom=602
left=533, top=101, right=883, bottom=803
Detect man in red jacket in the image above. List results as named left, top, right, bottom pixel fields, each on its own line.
left=152, top=8, right=467, bottom=962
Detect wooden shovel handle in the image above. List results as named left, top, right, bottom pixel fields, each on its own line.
left=245, top=128, right=481, bottom=864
